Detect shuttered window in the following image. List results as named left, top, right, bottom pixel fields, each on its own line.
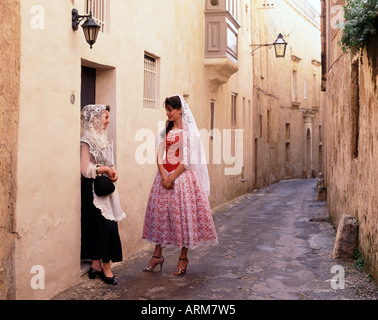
left=231, top=93, right=237, bottom=128
left=86, top=0, right=107, bottom=33
left=143, top=54, right=158, bottom=109
left=226, top=0, right=237, bottom=20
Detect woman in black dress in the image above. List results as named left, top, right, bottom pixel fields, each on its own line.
left=80, top=104, right=126, bottom=285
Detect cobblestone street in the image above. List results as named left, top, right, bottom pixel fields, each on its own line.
left=54, top=179, right=378, bottom=301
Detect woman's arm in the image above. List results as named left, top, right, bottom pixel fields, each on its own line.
left=162, top=164, right=185, bottom=189
left=80, top=143, right=97, bottom=178
left=157, top=140, right=167, bottom=180
left=80, top=142, right=116, bottom=181
left=97, top=165, right=117, bottom=182
left=157, top=136, right=187, bottom=189
left=167, top=164, right=185, bottom=181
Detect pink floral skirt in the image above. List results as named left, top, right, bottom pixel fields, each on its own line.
left=142, top=169, right=218, bottom=249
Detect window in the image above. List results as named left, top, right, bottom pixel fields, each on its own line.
left=248, top=100, right=252, bottom=128
left=267, top=110, right=271, bottom=143
left=242, top=97, right=246, bottom=128
left=313, top=73, right=318, bottom=107
left=231, top=93, right=237, bottom=128
left=204, top=0, right=240, bottom=63
left=286, top=142, right=291, bottom=177
left=226, top=0, right=237, bottom=20
left=85, top=0, right=109, bottom=33
left=286, top=123, right=291, bottom=140
left=258, top=114, right=262, bottom=138
left=210, top=100, right=215, bottom=132
left=210, top=100, right=216, bottom=140
left=143, top=53, right=159, bottom=109
left=292, top=70, right=298, bottom=101
left=319, top=125, right=323, bottom=143
left=292, top=70, right=298, bottom=102
left=304, top=79, right=308, bottom=99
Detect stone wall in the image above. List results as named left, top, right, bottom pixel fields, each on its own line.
left=358, top=33, right=378, bottom=278
left=0, top=0, right=21, bottom=300
left=324, top=1, right=378, bottom=280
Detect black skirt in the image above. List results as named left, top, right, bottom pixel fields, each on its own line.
left=81, top=177, right=122, bottom=263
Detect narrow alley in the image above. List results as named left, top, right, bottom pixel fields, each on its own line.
left=54, top=179, right=378, bottom=301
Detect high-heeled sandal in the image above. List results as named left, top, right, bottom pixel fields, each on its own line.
left=143, top=255, right=164, bottom=272
left=173, top=258, right=189, bottom=276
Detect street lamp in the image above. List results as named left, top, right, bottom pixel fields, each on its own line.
left=251, top=33, right=288, bottom=58
left=273, top=34, right=287, bottom=58
left=72, top=8, right=101, bottom=49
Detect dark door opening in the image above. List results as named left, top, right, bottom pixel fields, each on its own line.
left=80, top=65, right=96, bottom=274
left=81, top=66, right=96, bottom=110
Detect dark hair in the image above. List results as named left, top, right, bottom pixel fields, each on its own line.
left=163, top=96, right=182, bottom=135
left=106, top=105, right=111, bottom=112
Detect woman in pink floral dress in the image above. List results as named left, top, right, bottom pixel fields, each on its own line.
left=142, top=95, right=218, bottom=275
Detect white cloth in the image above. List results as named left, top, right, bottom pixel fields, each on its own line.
left=92, top=183, right=126, bottom=222
left=157, top=95, right=210, bottom=196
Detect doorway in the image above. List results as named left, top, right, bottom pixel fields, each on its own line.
left=80, top=65, right=96, bottom=273
left=80, top=62, right=116, bottom=274
left=305, top=128, right=311, bottom=178
left=81, top=66, right=96, bottom=109
left=254, top=138, right=258, bottom=189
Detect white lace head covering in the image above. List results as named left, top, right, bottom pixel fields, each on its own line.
left=158, top=95, right=210, bottom=196
left=80, top=104, right=114, bottom=167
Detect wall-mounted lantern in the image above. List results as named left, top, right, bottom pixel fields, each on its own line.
left=72, top=8, right=101, bottom=49
left=251, top=33, right=288, bottom=58
left=273, top=34, right=287, bottom=58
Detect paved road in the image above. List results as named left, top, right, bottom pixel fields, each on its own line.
left=54, top=179, right=378, bottom=301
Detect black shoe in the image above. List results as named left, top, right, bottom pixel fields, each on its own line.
left=88, top=267, right=103, bottom=279
left=100, top=271, right=118, bottom=285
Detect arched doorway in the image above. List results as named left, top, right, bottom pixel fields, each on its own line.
left=305, top=128, right=311, bottom=178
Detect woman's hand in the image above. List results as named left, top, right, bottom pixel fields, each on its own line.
left=109, top=169, right=118, bottom=182
left=98, top=166, right=118, bottom=182
left=161, top=175, right=173, bottom=189
left=107, top=167, right=118, bottom=182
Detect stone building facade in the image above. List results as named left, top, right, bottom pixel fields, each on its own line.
left=1, top=0, right=322, bottom=299
left=321, top=0, right=378, bottom=280
left=251, top=0, right=322, bottom=188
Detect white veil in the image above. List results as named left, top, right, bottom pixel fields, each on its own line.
left=80, top=104, right=114, bottom=167
left=158, top=95, right=210, bottom=196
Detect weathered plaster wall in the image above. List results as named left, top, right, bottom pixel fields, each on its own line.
left=324, top=0, right=378, bottom=280
left=0, top=0, right=21, bottom=300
